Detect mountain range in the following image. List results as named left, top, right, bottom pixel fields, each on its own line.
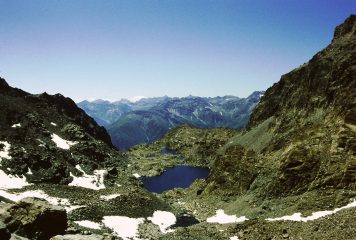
left=0, top=15, right=355, bottom=240
left=0, top=76, right=171, bottom=240
left=127, top=15, right=356, bottom=239
left=78, top=92, right=263, bottom=150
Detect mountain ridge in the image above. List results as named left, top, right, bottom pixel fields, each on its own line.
left=0, top=77, right=120, bottom=184
left=124, top=15, right=356, bottom=239
left=0, top=14, right=354, bottom=240
left=79, top=91, right=264, bottom=150
left=0, top=77, right=174, bottom=240
left=207, top=14, right=356, bottom=196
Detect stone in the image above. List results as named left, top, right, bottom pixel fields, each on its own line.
left=0, top=221, right=11, bottom=240
left=10, top=234, right=29, bottom=240
left=7, top=197, right=67, bottom=240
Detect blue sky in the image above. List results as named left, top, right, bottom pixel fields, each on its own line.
left=0, top=0, right=355, bottom=101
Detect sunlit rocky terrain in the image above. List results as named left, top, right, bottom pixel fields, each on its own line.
left=0, top=15, right=355, bottom=240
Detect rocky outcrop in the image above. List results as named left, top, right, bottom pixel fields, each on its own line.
left=177, top=15, right=356, bottom=202
left=162, top=125, right=237, bottom=166
left=248, top=15, right=356, bottom=128
left=0, top=198, right=67, bottom=240
left=0, top=78, right=112, bottom=147
left=155, top=16, right=356, bottom=240
left=0, top=221, right=11, bottom=240
left=0, top=78, right=174, bottom=240
left=333, top=15, right=356, bottom=41
left=205, top=145, right=258, bottom=195
left=0, top=78, right=123, bottom=184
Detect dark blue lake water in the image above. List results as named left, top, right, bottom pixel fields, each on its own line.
left=160, top=148, right=184, bottom=161
left=142, top=165, right=210, bottom=193
left=160, top=148, right=177, bottom=155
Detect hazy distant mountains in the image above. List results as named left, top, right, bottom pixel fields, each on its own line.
left=77, top=97, right=170, bottom=127
left=77, top=92, right=264, bottom=150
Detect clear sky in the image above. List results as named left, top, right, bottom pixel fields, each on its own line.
left=0, top=0, right=355, bottom=102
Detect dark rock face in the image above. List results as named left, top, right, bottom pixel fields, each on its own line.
left=0, top=78, right=112, bottom=147
left=273, top=145, right=322, bottom=194
left=205, top=145, right=258, bottom=195
left=248, top=15, right=356, bottom=128
left=0, top=221, right=11, bottom=240
left=0, top=78, right=123, bottom=185
left=333, top=15, right=356, bottom=41
left=38, top=93, right=113, bottom=146
left=0, top=198, right=67, bottom=240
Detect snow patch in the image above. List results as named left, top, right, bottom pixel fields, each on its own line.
left=266, top=199, right=356, bottom=222
left=133, top=173, right=140, bottom=178
left=0, top=189, right=69, bottom=204
left=74, top=220, right=102, bottom=230
left=27, top=168, right=33, bottom=175
left=148, top=211, right=176, bottom=233
left=50, top=122, right=57, bottom=126
left=230, top=237, right=240, bottom=240
left=0, top=170, right=31, bottom=189
left=68, top=165, right=107, bottom=190
left=0, top=189, right=84, bottom=212
left=11, top=123, right=21, bottom=128
left=0, top=141, right=11, bottom=160
left=51, top=133, right=77, bottom=150
left=21, top=147, right=27, bottom=153
left=207, top=210, right=248, bottom=224
left=168, top=119, right=175, bottom=128
left=102, top=216, right=144, bottom=240
left=66, top=205, right=86, bottom=213
left=192, top=109, right=199, bottom=118
left=37, top=139, right=46, bottom=147
left=168, top=108, right=184, bottom=118
left=100, top=194, right=121, bottom=201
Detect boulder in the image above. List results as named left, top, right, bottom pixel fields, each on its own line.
left=0, top=221, right=11, bottom=240
left=6, top=197, right=67, bottom=240
left=10, top=234, right=29, bottom=240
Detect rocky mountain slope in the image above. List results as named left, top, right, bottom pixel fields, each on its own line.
left=79, top=92, right=263, bottom=150
left=126, top=15, right=356, bottom=240
left=1, top=15, right=355, bottom=240
left=0, top=78, right=119, bottom=184
left=166, top=14, right=356, bottom=200
left=235, top=14, right=356, bottom=197
left=0, top=79, right=177, bottom=239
